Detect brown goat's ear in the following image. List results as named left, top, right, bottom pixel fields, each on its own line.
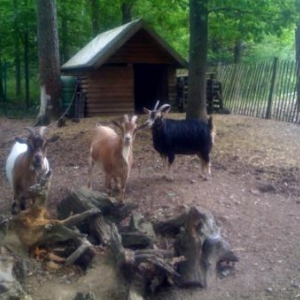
left=143, top=107, right=150, bottom=114
left=112, top=120, right=122, bottom=128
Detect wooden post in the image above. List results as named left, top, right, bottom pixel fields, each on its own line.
left=266, top=57, right=278, bottom=119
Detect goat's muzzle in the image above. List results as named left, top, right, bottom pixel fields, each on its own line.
left=32, top=153, right=44, bottom=171
left=124, top=135, right=132, bottom=145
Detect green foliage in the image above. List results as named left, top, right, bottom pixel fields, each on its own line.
left=0, top=0, right=298, bottom=115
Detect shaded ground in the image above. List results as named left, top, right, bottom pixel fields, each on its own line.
left=1, top=114, right=300, bottom=300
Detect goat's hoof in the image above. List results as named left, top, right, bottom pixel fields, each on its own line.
left=201, top=174, right=211, bottom=181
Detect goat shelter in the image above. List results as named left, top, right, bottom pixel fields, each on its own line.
left=61, top=19, right=188, bottom=117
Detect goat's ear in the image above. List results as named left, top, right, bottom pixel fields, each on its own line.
left=15, top=137, right=27, bottom=144
left=159, top=104, right=171, bottom=115
left=136, top=122, right=148, bottom=131
left=39, top=126, right=47, bottom=136
left=112, top=120, right=122, bottom=128
left=143, top=107, right=150, bottom=114
left=47, top=135, right=60, bottom=143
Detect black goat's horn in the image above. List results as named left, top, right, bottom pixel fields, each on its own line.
left=154, top=100, right=160, bottom=110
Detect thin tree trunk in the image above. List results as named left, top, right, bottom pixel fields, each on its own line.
left=0, top=57, right=4, bottom=102
left=13, top=0, right=22, bottom=98
left=61, top=18, right=70, bottom=63
left=90, top=0, right=101, bottom=36
left=36, top=0, right=61, bottom=124
left=234, top=39, right=244, bottom=64
left=24, top=29, right=30, bottom=109
left=295, top=24, right=300, bottom=110
left=186, top=0, right=208, bottom=121
left=121, top=0, right=134, bottom=24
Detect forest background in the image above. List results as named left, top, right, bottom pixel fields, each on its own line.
left=0, top=0, right=299, bottom=116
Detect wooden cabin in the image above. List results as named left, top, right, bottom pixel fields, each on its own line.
left=61, top=19, right=188, bottom=117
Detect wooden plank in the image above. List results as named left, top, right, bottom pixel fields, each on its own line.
left=87, top=103, right=133, bottom=109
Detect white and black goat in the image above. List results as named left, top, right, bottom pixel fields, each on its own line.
left=6, top=127, right=57, bottom=213
left=88, top=115, right=146, bottom=202
left=144, top=101, right=215, bottom=179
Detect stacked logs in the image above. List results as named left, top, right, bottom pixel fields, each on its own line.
left=57, top=187, right=239, bottom=297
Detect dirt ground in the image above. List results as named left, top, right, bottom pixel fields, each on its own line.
left=1, top=113, right=300, bottom=300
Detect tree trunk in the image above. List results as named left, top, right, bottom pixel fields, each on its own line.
left=0, top=57, right=4, bottom=102
left=234, top=39, right=244, bottom=64
left=121, top=0, right=135, bottom=24
left=90, top=0, right=101, bottom=36
left=24, top=28, right=30, bottom=109
left=13, top=0, right=22, bottom=98
left=295, top=24, right=300, bottom=110
left=36, top=0, right=61, bottom=124
left=186, top=0, right=209, bottom=122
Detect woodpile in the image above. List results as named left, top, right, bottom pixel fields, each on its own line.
left=1, top=180, right=238, bottom=299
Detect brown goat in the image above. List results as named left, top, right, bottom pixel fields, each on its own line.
left=88, top=115, right=146, bottom=202
left=6, top=127, right=58, bottom=213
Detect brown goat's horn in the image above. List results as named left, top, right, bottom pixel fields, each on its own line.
left=154, top=100, right=160, bottom=110
left=39, top=126, right=47, bottom=136
left=24, top=127, right=35, bottom=136
left=123, top=114, right=129, bottom=123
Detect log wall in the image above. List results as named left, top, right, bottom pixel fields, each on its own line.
left=81, top=65, right=134, bottom=117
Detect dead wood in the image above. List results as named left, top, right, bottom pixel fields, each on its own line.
left=57, top=187, right=138, bottom=245
left=121, top=231, right=153, bottom=249
left=58, top=187, right=137, bottom=222
left=109, top=223, right=182, bottom=296
left=173, top=206, right=238, bottom=287
left=153, top=206, right=190, bottom=237
left=11, top=206, right=101, bottom=249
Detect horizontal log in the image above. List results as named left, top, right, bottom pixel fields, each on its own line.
left=87, top=94, right=132, bottom=99
left=121, top=231, right=153, bottom=249
left=86, top=103, right=133, bottom=108
left=86, top=110, right=133, bottom=116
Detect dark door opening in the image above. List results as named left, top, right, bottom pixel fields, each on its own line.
left=134, top=64, right=168, bottom=113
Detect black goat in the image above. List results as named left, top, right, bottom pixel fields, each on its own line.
left=143, top=101, right=215, bottom=179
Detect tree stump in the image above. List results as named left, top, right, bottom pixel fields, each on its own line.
left=154, top=206, right=239, bottom=287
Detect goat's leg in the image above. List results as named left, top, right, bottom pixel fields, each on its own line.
left=104, top=173, right=113, bottom=196
left=198, top=153, right=211, bottom=180
left=119, top=176, right=127, bottom=203
left=163, top=154, right=175, bottom=181
left=87, top=157, right=94, bottom=189
left=112, top=176, right=119, bottom=191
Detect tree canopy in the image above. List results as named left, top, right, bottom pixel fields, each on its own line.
left=0, top=0, right=298, bottom=112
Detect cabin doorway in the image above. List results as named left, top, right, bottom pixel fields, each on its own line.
left=134, top=64, right=168, bottom=113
